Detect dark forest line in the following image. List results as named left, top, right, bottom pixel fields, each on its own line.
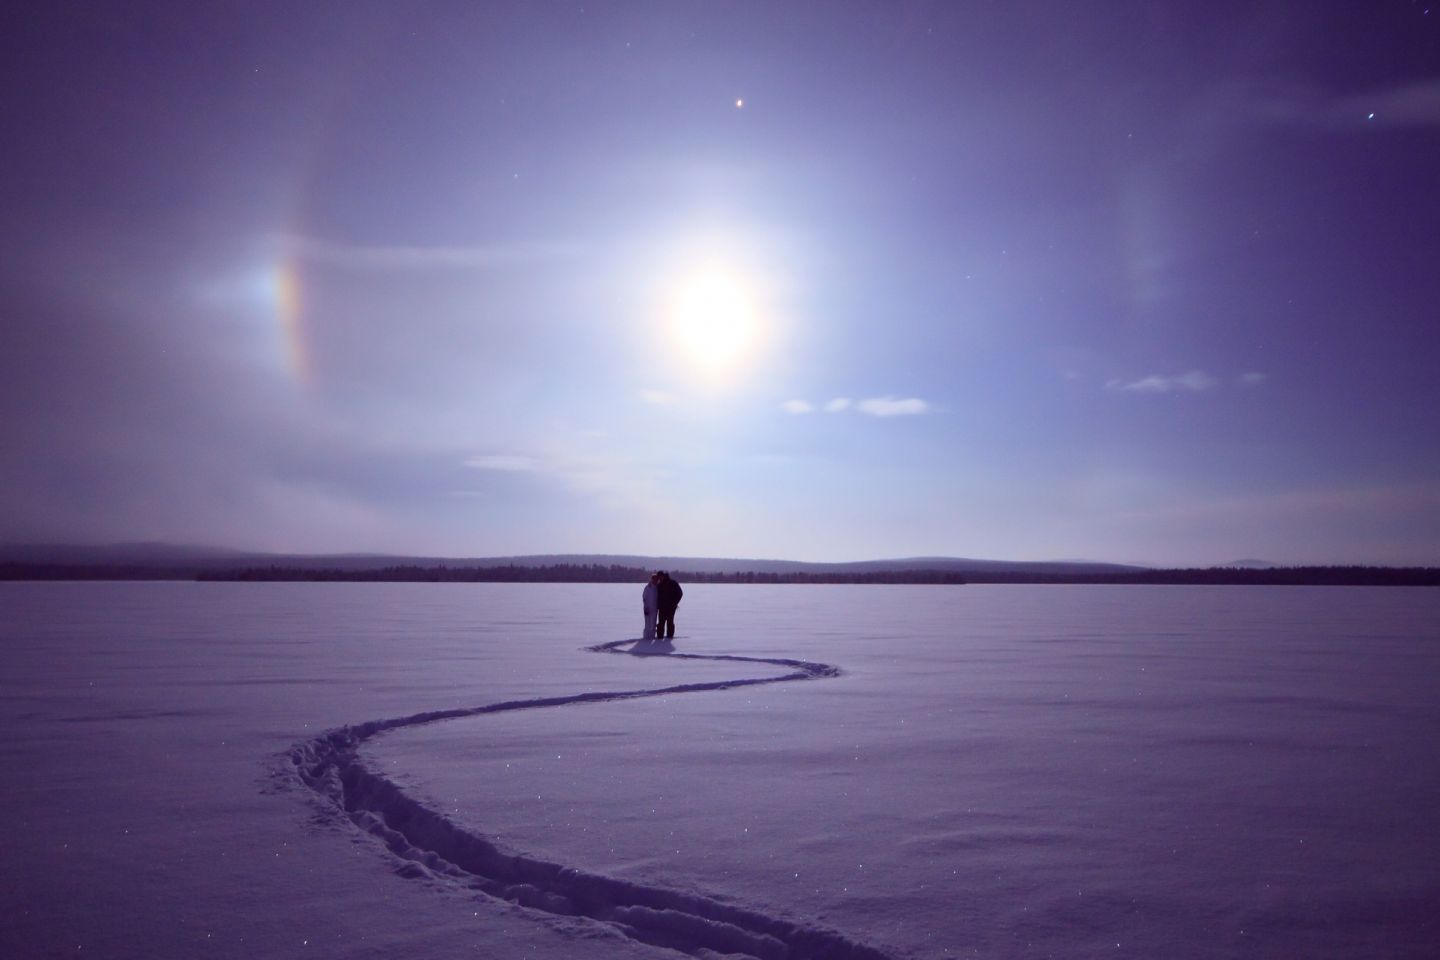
left=3, top=562, right=1439, bottom=585
left=198, top=563, right=973, bottom=584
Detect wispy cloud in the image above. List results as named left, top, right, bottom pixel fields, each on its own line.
left=465, top=453, right=541, bottom=472
left=1119, top=482, right=1440, bottom=529
left=1336, top=80, right=1440, bottom=128
left=782, top=395, right=929, bottom=417
left=1239, top=371, right=1267, bottom=386
left=283, top=234, right=581, bottom=270
left=639, top=389, right=676, bottom=406
left=1254, top=79, right=1440, bottom=130
left=462, top=445, right=662, bottom=506
left=1107, top=371, right=1217, bottom=393
left=857, top=396, right=929, bottom=416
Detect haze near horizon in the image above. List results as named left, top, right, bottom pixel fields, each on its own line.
left=2, top=2, right=1438, bottom=566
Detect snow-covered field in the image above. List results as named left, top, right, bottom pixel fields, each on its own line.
left=2, top=581, right=1437, bottom=959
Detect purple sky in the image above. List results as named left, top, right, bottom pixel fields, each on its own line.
left=2, top=2, right=1438, bottom=565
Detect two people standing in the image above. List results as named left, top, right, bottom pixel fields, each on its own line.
left=641, top=570, right=683, bottom=642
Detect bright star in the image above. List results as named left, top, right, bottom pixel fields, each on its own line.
left=735, top=98, right=744, bottom=108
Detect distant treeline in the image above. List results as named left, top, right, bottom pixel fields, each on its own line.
left=0, top=564, right=195, bottom=581
left=958, top=566, right=1440, bottom=586
left=195, top=564, right=1440, bottom=586
left=196, top=563, right=973, bottom=585
left=4, top=562, right=1438, bottom=586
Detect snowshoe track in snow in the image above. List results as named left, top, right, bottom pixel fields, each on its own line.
left=288, top=638, right=899, bottom=960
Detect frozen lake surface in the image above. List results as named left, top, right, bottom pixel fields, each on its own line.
left=2, top=581, right=1437, bottom=959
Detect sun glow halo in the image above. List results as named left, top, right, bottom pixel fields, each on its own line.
left=668, top=265, right=762, bottom=376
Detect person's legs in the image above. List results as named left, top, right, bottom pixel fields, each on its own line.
left=643, top=610, right=656, bottom=639
left=658, top=608, right=675, bottom=639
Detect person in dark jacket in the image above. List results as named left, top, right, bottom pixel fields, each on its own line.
left=655, top=570, right=683, bottom=641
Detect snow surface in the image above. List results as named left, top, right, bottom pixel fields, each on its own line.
left=2, top=581, right=1438, bottom=959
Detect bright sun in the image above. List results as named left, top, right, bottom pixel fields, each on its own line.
left=667, top=265, right=762, bottom=375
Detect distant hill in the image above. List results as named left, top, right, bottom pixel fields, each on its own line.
left=0, top=543, right=1146, bottom=579
left=469, top=553, right=1148, bottom=577
left=2, top=543, right=1436, bottom=585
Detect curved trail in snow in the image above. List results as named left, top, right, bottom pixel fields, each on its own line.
left=289, top=639, right=900, bottom=960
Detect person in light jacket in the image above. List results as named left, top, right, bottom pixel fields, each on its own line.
left=641, top=573, right=659, bottom=640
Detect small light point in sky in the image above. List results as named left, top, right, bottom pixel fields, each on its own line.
left=1368, top=112, right=1375, bottom=120
left=735, top=98, right=744, bottom=109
